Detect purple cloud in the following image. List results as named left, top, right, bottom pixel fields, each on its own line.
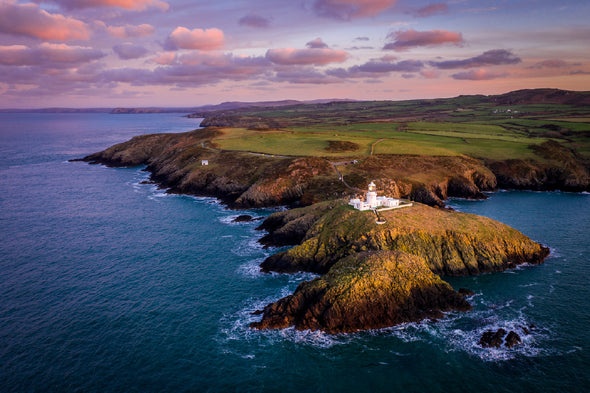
left=313, top=0, right=397, bottom=20
left=107, top=24, right=155, bottom=38
left=0, top=2, right=90, bottom=41
left=430, top=49, right=521, bottom=69
left=327, top=59, right=424, bottom=78
left=113, top=43, right=149, bottom=60
left=528, top=59, right=569, bottom=69
left=238, top=14, right=271, bottom=28
left=384, top=29, right=464, bottom=51
left=0, top=44, right=105, bottom=67
left=273, top=68, right=341, bottom=84
left=306, top=38, right=330, bottom=49
left=100, top=54, right=272, bottom=87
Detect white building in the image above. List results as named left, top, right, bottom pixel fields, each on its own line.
left=349, top=181, right=400, bottom=211
left=201, top=160, right=209, bottom=166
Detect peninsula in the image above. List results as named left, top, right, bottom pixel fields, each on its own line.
left=75, top=89, right=588, bottom=333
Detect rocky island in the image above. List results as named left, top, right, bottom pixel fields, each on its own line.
left=250, top=200, right=549, bottom=333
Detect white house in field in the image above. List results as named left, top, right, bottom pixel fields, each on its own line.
left=349, top=181, right=400, bottom=211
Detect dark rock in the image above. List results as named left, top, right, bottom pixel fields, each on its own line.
left=232, top=215, right=254, bottom=223
left=479, top=328, right=507, bottom=348
left=458, top=288, right=475, bottom=297
left=505, top=330, right=522, bottom=348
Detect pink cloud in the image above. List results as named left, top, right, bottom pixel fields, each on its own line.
left=431, top=49, right=521, bottom=69
left=0, top=2, right=90, bottom=41
left=412, top=3, right=448, bottom=17
left=451, top=69, right=508, bottom=80
left=165, top=27, right=224, bottom=51
left=266, top=48, right=348, bottom=65
left=49, top=0, right=169, bottom=11
left=384, top=29, right=463, bottom=51
left=0, top=43, right=104, bottom=67
left=151, top=52, right=177, bottom=65
left=238, top=14, right=271, bottom=28
left=313, top=0, right=397, bottom=20
left=107, top=24, right=155, bottom=38
left=420, top=70, right=439, bottom=79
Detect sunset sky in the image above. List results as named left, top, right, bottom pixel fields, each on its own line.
left=0, top=0, right=589, bottom=108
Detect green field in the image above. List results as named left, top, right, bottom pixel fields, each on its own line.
left=204, top=90, right=590, bottom=161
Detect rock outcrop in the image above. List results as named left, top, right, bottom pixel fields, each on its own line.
left=260, top=201, right=549, bottom=276
left=251, top=251, right=472, bottom=333
left=251, top=201, right=549, bottom=333
left=488, top=141, right=590, bottom=192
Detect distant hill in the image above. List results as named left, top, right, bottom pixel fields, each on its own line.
left=2, top=89, right=587, bottom=114
left=484, top=88, right=590, bottom=106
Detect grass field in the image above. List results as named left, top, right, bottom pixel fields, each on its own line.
left=212, top=121, right=557, bottom=160
left=204, top=90, right=590, bottom=161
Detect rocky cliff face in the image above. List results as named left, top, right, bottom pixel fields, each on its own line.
left=80, top=129, right=339, bottom=208
left=79, top=129, right=589, bottom=210
left=260, top=202, right=549, bottom=276
left=251, top=251, right=472, bottom=333
left=488, top=141, right=590, bottom=192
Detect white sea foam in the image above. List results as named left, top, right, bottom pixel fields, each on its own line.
left=237, top=258, right=266, bottom=278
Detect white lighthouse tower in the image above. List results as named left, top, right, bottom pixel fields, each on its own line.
left=366, top=181, right=377, bottom=207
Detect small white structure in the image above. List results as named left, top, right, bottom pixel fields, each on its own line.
left=349, top=181, right=400, bottom=211
left=201, top=160, right=209, bottom=166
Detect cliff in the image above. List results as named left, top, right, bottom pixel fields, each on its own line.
left=78, top=128, right=342, bottom=208
left=78, top=128, right=589, bottom=209
left=252, top=201, right=549, bottom=333
left=260, top=201, right=549, bottom=276
left=77, top=128, right=510, bottom=208
left=251, top=251, right=472, bottom=333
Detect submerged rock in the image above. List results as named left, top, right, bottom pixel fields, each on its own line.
left=504, top=331, right=523, bottom=348
left=251, top=251, right=471, bottom=333
left=478, top=329, right=523, bottom=348
left=479, top=328, right=507, bottom=348
left=232, top=215, right=254, bottom=222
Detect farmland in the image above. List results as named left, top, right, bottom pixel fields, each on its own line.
left=200, top=89, right=590, bottom=162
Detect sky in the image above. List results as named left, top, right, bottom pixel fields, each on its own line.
left=0, top=0, right=589, bottom=108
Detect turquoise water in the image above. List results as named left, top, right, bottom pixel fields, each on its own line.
left=1, top=113, right=589, bottom=392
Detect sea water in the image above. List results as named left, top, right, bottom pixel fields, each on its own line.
left=1, top=113, right=589, bottom=392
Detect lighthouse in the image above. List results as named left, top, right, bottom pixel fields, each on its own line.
left=366, top=181, right=377, bottom=207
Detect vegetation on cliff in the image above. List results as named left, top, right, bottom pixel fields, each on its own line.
left=251, top=251, right=472, bottom=333
left=260, top=201, right=549, bottom=276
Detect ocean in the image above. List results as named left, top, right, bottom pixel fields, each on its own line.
left=1, top=113, right=589, bottom=392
